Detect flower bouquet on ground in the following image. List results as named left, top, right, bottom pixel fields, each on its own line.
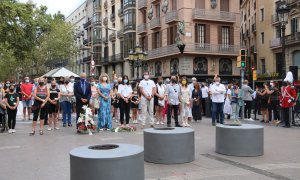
left=111, top=125, right=137, bottom=132
left=77, top=105, right=97, bottom=135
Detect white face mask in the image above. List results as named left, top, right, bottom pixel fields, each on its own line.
left=215, top=82, right=220, bottom=85
left=91, top=82, right=95, bottom=86
left=103, top=77, right=108, bottom=82
left=270, top=83, right=274, bottom=87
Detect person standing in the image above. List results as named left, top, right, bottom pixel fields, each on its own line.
left=231, top=84, right=240, bottom=122
left=60, top=77, right=74, bottom=127
left=5, top=84, right=19, bottom=133
left=89, top=77, right=99, bottom=116
left=118, top=75, right=132, bottom=127
left=165, top=75, right=182, bottom=127
left=280, top=81, right=297, bottom=128
left=130, top=88, right=140, bottom=124
left=154, top=77, right=165, bottom=125
left=192, top=82, right=202, bottom=122
left=242, top=80, right=255, bottom=120
left=210, top=77, right=226, bottom=125
left=201, top=83, right=209, bottom=116
left=48, top=80, right=60, bottom=130
left=139, top=71, right=156, bottom=128
left=256, top=83, right=269, bottom=123
left=0, top=83, right=6, bottom=132
left=74, top=73, right=91, bottom=126
left=266, top=81, right=280, bottom=125
left=223, top=84, right=232, bottom=119
left=20, top=77, right=33, bottom=121
left=180, top=78, right=191, bottom=127
left=30, top=78, right=49, bottom=135
left=97, top=73, right=113, bottom=130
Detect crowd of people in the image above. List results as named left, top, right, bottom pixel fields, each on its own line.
left=0, top=71, right=299, bottom=135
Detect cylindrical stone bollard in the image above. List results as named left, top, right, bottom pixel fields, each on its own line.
left=144, top=127, right=195, bottom=164
left=70, top=143, right=144, bottom=180
left=215, top=124, right=264, bottom=157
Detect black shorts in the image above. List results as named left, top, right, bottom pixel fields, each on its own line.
left=48, top=104, right=58, bottom=114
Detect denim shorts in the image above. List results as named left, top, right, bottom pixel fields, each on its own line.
left=22, top=100, right=32, bottom=108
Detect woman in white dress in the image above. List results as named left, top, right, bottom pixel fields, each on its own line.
left=223, top=84, right=232, bottom=119
left=180, top=78, right=191, bottom=127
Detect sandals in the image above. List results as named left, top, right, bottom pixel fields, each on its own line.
left=29, top=131, right=35, bottom=136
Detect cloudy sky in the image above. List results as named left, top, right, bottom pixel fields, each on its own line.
left=18, top=0, right=86, bottom=16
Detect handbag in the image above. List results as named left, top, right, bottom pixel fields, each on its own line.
left=193, top=98, right=200, bottom=106
left=93, top=98, right=100, bottom=109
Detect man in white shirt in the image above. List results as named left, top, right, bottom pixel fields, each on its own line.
left=210, top=77, right=226, bottom=125
left=139, top=71, right=156, bottom=128
left=201, top=83, right=209, bottom=116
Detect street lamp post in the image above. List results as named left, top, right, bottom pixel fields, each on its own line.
left=277, top=1, right=290, bottom=81
left=128, top=44, right=147, bottom=80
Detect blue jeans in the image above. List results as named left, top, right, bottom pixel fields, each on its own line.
left=61, top=101, right=72, bottom=125
left=231, top=103, right=240, bottom=121
left=212, top=102, right=224, bottom=124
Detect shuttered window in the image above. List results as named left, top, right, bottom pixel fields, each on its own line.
left=152, top=31, right=161, bottom=49
left=222, top=26, right=230, bottom=48
left=220, top=0, right=229, bottom=11
left=168, top=25, right=177, bottom=45
left=195, top=0, right=205, bottom=9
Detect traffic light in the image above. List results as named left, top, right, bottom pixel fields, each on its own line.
left=240, top=49, right=247, bottom=68
left=251, top=66, right=255, bottom=70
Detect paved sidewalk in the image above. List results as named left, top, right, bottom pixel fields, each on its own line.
left=0, top=115, right=300, bottom=180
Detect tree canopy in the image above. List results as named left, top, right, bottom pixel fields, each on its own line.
left=0, top=0, right=77, bottom=81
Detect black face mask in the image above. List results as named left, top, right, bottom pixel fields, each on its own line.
left=59, top=80, right=64, bottom=84
left=9, top=89, right=14, bottom=92
left=39, top=82, right=44, bottom=86
left=65, top=81, right=69, bottom=84
left=172, top=79, right=177, bottom=83
left=158, top=82, right=163, bottom=85
left=51, top=85, right=56, bottom=88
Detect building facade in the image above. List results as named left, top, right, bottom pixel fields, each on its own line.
left=136, top=0, right=241, bottom=82
left=65, top=1, right=87, bottom=75
left=241, top=0, right=300, bottom=81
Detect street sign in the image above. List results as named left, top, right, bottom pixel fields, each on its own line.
left=253, top=70, right=257, bottom=80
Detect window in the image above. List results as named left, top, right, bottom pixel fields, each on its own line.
left=124, top=9, right=136, bottom=30
left=291, top=18, right=299, bottom=34
left=260, top=8, right=264, bottom=21
left=261, top=32, right=264, bottom=44
left=153, top=31, right=161, bottom=49
left=261, top=59, right=266, bottom=74
left=124, top=32, right=136, bottom=57
left=222, top=26, right=230, bottom=47
left=168, top=25, right=177, bottom=45
left=112, top=43, right=115, bottom=56
left=139, top=36, right=148, bottom=50
left=220, top=0, right=229, bottom=12
left=142, top=9, right=147, bottom=23
left=195, top=0, right=205, bottom=9
left=172, top=0, right=177, bottom=10
left=219, top=58, right=232, bottom=75
left=155, top=3, right=160, bottom=17
left=196, top=24, right=205, bottom=47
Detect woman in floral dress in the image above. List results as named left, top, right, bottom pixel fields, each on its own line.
left=97, top=73, right=113, bottom=131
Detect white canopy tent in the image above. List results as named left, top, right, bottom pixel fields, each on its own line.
left=42, top=67, right=79, bottom=78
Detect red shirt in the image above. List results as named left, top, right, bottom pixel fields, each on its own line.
left=20, top=83, right=33, bottom=100
left=280, top=86, right=297, bottom=108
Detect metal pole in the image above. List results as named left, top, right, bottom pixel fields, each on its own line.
left=282, top=23, right=286, bottom=81
left=136, top=60, right=140, bottom=80
left=241, top=68, right=245, bottom=120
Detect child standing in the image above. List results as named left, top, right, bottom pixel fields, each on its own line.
left=131, top=88, right=140, bottom=124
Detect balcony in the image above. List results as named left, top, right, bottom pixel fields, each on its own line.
left=110, top=13, right=115, bottom=22
left=115, top=53, right=124, bottom=62
left=138, top=0, right=147, bottom=9
left=246, top=30, right=250, bottom=37
left=271, top=14, right=279, bottom=25
left=124, top=24, right=136, bottom=31
left=286, top=32, right=300, bottom=46
left=84, top=20, right=91, bottom=29
left=146, top=43, right=240, bottom=60
left=102, top=37, right=108, bottom=44
left=117, top=29, right=124, bottom=39
left=83, top=39, right=89, bottom=45
left=192, top=9, right=236, bottom=22
left=165, top=10, right=178, bottom=24
left=109, top=33, right=116, bottom=42
left=93, top=38, right=102, bottom=45
left=104, top=0, right=108, bottom=10
left=111, top=0, right=115, bottom=5
left=83, top=56, right=91, bottom=63
left=118, top=8, right=123, bottom=17
left=124, top=1, right=136, bottom=9
left=137, top=23, right=147, bottom=34
left=252, top=24, right=256, bottom=33
left=269, top=38, right=281, bottom=48
left=150, top=17, right=161, bottom=29
left=103, top=17, right=108, bottom=26
left=250, top=45, right=256, bottom=54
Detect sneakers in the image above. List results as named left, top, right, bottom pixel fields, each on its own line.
left=248, top=118, right=254, bottom=121
left=8, top=129, right=12, bottom=134
left=47, top=127, right=52, bottom=131
left=54, top=127, right=60, bottom=130
left=12, top=129, right=16, bottom=133
left=155, top=122, right=160, bottom=125
left=160, top=122, right=164, bottom=125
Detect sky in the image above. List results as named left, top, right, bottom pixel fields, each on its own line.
left=18, top=0, right=86, bottom=16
